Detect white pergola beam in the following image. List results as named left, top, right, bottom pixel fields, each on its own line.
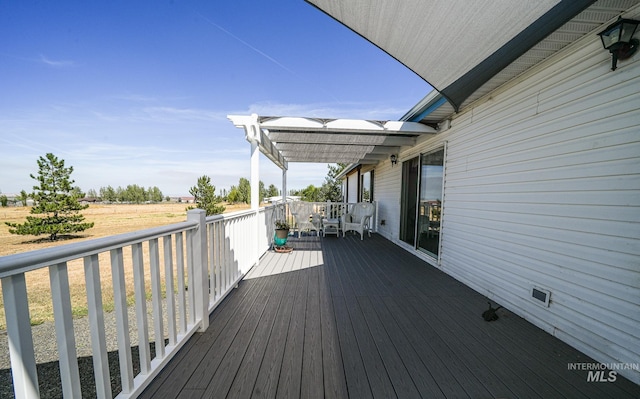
left=267, top=132, right=418, bottom=147
left=228, top=114, right=288, bottom=171
left=228, top=114, right=436, bottom=187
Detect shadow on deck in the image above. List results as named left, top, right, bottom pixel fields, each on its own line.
left=141, top=233, right=640, bottom=398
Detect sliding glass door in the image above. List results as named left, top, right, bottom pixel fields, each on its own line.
left=400, top=157, right=419, bottom=245
left=400, top=148, right=445, bottom=258
left=417, top=149, right=444, bottom=257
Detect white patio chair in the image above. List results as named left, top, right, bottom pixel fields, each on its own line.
left=290, top=201, right=321, bottom=236
left=342, top=202, right=375, bottom=240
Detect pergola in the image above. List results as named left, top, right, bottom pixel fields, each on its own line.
left=227, top=114, right=436, bottom=208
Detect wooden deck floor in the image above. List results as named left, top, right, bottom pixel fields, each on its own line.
left=141, top=234, right=640, bottom=398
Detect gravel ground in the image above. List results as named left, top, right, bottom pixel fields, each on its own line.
left=0, top=298, right=186, bottom=398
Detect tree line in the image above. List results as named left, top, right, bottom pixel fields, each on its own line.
left=5, top=153, right=345, bottom=241
left=220, top=163, right=345, bottom=204
left=89, top=185, right=165, bottom=203
left=189, top=164, right=344, bottom=218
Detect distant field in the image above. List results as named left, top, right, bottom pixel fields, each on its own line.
left=0, top=202, right=250, bottom=330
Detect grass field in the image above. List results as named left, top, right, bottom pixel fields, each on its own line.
left=0, top=202, right=250, bottom=330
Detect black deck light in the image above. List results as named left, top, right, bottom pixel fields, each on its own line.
left=598, top=17, right=639, bottom=71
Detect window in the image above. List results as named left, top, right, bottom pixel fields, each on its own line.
left=417, top=149, right=444, bottom=257
left=361, top=170, right=373, bottom=202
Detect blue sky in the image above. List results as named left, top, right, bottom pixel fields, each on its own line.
left=0, top=0, right=431, bottom=197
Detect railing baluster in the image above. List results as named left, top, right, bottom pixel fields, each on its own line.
left=185, top=227, right=196, bottom=326
left=1, top=273, right=39, bottom=399
left=224, top=221, right=230, bottom=289
left=84, top=254, right=112, bottom=399
left=234, top=219, right=240, bottom=280
left=132, top=242, right=151, bottom=374
left=214, top=221, right=224, bottom=299
left=149, top=238, right=165, bottom=359
left=210, top=222, right=219, bottom=303
left=221, top=221, right=227, bottom=292
left=163, top=235, right=177, bottom=345
left=208, top=223, right=215, bottom=303
left=110, top=248, right=134, bottom=394
left=175, top=232, right=187, bottom=334
left=231, top=219, right=238, bottom=276
left=49, top=261, right=81, bottom=398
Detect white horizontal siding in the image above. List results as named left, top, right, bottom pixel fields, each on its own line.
left=346, top=173, right=359, bottom=203
left=372, top=159, right=401, bottom=240
left=374, top=11, right=640, bottom=384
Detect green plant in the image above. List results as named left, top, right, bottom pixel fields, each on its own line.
left=187, top=175, right=225, bottom=215
left=6, top=153, right=94, bottom=241
left=275, top=220, right=290, bottom=230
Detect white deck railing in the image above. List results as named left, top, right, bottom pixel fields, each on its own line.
left=283, top=201, right=378, bottom=235
left=276, top=201, right=377, bottom=232
left=0, top=204, right=284, bottom=399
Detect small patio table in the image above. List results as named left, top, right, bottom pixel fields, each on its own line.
left=322, top=218, right=340, bottom=237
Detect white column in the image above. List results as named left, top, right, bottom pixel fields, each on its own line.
left=250, top=140, right=259, bottom=210
left=282, top=168, right=287, bottom=220
left=250, top=140, right=260, bottom=268
left=282, top=168, right=287, bottom=203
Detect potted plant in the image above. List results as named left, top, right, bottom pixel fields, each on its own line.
left=274, top=220, right=290, bottom=240
left=274, top=220, right=292, bottom=252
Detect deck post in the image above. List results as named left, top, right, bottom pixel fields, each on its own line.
left=250, top=139, right=261, bottom=269
left=282, top=168, right=287, bottom=204
left=250, top=140, right=259, bottom=212
left=282, top=168, right=288, bottom=222
left=187, top=209, right=209, bottom=331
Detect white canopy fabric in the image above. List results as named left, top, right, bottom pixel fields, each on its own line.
left=306, top=0, right=596, bottom=113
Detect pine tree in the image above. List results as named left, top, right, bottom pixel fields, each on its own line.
left=18, top=190, right=29, bottom=206
left=6, top=153, right=94, bottom=241
left=187, top=175, right=225, bottom=215
left=319, top=163, right=346, bottom=202
left=266, top=184, right=279, bottom=198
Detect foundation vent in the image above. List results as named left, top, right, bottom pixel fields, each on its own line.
left=532, top=287, right=551, bottom=307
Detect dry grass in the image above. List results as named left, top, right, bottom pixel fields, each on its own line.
left=0, top=202, right=250, bottom=330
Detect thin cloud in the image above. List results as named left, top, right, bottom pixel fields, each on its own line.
left=244, top=101, right=409, bottom=120
left=39, top=54, right=76, bottom=68
left=110, top=93, right=191, bottom=103
left=141, top=106, right=228, bottom=122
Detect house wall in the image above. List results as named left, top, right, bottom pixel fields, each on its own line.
left=346, top=171, right=359, bottom=203
left=375, top=13, right=640, bottom=384
left=373, top=159, right=400, bottom=240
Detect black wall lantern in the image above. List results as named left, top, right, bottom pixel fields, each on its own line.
left=598, top=17, right=639, bottom=71
left=390, top=154, right=398, bottom=166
